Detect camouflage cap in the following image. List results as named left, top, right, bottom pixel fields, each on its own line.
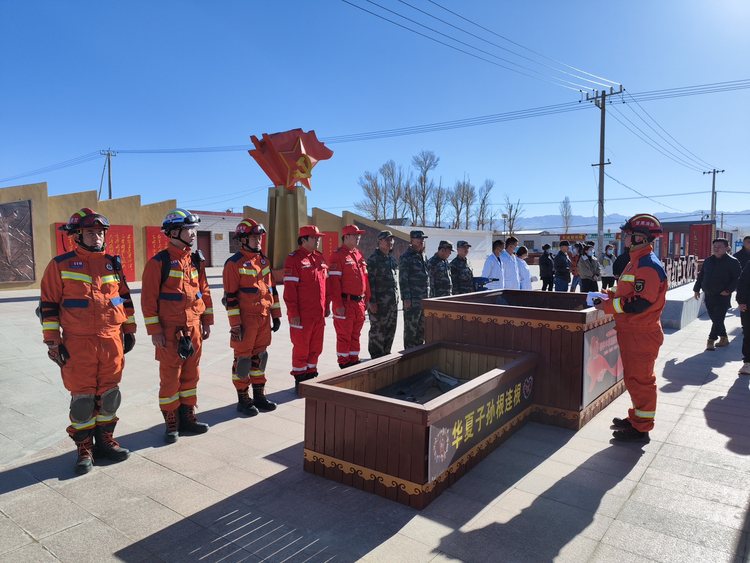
left=378, top=230, right=395, bottom=240
left=438, top=240, right=454, bottom=250
left=410, top=230, right=428, bottom=239
left=457, top=240, right=471, bottom=248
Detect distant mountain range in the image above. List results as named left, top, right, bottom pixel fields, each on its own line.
left=518, top=211, right=750, bottom=234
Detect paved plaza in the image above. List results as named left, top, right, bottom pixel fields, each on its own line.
left=1, top=268, right=749, bottom=562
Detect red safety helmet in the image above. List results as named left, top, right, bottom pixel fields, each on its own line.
left=620, top=213, right=663, bottom=240
left=58, top=208, right=110, bottom=233
left=233, top=218, right=266, bottom=239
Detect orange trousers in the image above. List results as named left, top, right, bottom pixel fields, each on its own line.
left=61, top=334, right=124, bottom=437
left=333, top=300, right=366, bottom=364
left=616, top=329, right=663, bottom=432
left=231, top=315, right=271, bottom=388
left=156, top=324, right=202, bottom=412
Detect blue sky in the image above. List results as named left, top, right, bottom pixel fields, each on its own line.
left=1, top=1, right=748, bottom=229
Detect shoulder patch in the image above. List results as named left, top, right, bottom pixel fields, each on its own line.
left=226, top=252, right=243, bottom=265
left=638, top=253, right=667, bottom=282
left=54, top=251, right=77, bottom=263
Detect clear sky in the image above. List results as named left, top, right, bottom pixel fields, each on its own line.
left=1, top=1, right=749, bottom=230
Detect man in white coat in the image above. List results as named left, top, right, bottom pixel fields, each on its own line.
left=501, top=236, right=521, bottom=290
left=481, top=240, right=505, bottom=290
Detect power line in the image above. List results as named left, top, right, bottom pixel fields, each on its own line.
left=0, top=152, right=102, bottom=184
left=604, top=172, right=685, bottom=213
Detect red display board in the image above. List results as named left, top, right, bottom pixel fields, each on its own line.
left=55, top=224, right=136, bottom=281
left=145, top=226, right=171, bottom=260
left=321, top=231, right=340, bottom=263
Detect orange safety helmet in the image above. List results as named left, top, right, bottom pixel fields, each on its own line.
left=620, top=213, right=663, bottom=240
left=58, top=208, right=110, bottom=233
left=233, top=218, right=266, bottom=239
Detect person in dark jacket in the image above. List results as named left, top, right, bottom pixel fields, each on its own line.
left=734, top=235, right=750, bottom=272
left=613, top=247, right=630, bottom=281
left=539, top=244, right=554, bottom=291
left=693, top=238, right=742, bottom=351
left=553, top=241, right=572, bottom=292
left=737, top=260, right=750, bottom=375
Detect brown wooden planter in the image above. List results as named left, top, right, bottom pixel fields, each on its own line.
left=300, top=342, right=539, bottom=509
left=423, top=290, right=625, bottom=430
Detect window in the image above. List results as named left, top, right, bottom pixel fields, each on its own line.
left=229, top=233, right=241, bottom=254
left=524, top=240, right=534, bottom=250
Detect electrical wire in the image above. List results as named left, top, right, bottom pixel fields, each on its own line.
left=604, top=172, right=686, bottom=213
left=342, top=0, right=584, bottom=91
left=0, top=152, right=102, bottom=184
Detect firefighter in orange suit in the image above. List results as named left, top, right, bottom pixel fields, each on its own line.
left=141, top=208, right=213, bottom=443
left=223, top=219, right=281, bottom=416
left=595, top=213, right=668, bottom=443
left=283, top=225, right=328, bottom=393
left=40, top=208, right=137, bottom=475
left=327, top=224, right=371, bottom=369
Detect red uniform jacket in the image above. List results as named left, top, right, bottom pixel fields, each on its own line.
left=326, top=244, right=371, bottom=310
left=40, top=248, right=137, bottom=342
left=222, top=250, right=281, bottom=327
left=141, top=244, right=214, bottom=335
left=283, top=248, right=328, bottom=319
left=602, top=244, right=668, bottom=332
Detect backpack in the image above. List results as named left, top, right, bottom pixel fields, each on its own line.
left=156, top=248, right=204, bottom=289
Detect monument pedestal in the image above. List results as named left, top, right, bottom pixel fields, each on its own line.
left=266, top=185, right=308, bottom=270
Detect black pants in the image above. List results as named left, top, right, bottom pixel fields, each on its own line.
left=742, top=308, right=749, bottom=362
left=602, top=276, right=615, bottom=290
left=704, top=293, right=731, bottom=340
left=541, top=276, right=553, bottom=291
left=580, top=279, right=599, bottom=293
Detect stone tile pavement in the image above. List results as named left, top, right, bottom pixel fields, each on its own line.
left=1, top=269, right=749, bottom=562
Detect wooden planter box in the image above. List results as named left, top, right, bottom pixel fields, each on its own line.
left=423, top=290, right=625, bottom=430
left=300, top=342, right=538, bottom=509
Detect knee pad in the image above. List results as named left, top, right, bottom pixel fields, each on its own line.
left=99, top=386, right=122, bottom=417
left=258, top=350, right=268, bottom=372
left=235, top=356, right=253, bottom=380
left=70, top=394, right=96, bottom=424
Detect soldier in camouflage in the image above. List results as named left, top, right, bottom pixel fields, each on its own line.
left=399, top=230, right=430, bottom=349
left=427, top=240, right=454, bottom=297
left=450, top=240, right=474, bottom=294
left=367, top=230, right=399, bottom=359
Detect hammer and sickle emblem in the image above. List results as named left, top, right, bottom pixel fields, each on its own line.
left=293, top=155, right=313, bottom=179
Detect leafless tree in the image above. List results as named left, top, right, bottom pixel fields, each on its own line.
left=475, top=179, right=494, bottom=230
left=559, top=196, right=573, bottom=233
left=411, top=150, right=439, bottom=226
left=502, top=194, right=524, bottom=235
left=430, top=178, right=448, bottom=227
left=447, top=181, right=466, bottom=229
left=462, top=178, right=477, bottom=230
left=354, top=170, right=386, bottom=220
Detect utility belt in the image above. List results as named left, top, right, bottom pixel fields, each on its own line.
left=341, top=293, right=365, bottom=302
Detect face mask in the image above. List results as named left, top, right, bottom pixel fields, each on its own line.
left=587, top=251, right=593, bottom=256
left=607, top=251, right=613, bottom=256
left=572, top=249, right=577, bottom=254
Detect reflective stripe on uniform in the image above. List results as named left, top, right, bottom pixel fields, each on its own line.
left=43, top=321, right=60, bottom=330
left=70, top=417, right=96, bottom=430
left=328, top=271, right=342, bottom=276
left=203, top=308, right=213, bottom=315
left=61, top=271, right=93, bottom=283
left=145, top=316, right=160, bottom=325
left=249, top=369, right=264, bottom=377
left=620, top=275, right=635, bottom=282
left=634, top=409, right=655, bottom=419
left=96, top=413, right=116, bottom=423
left=271, top=303, right=281, bottom=309
left=284, top=276, right=299, bottom=282
left=159, top=394, right=179, bottom=406
left=101, top=275, right=118, bottom=284
left=613, top=298, right=624, bottom=314
left=125, top=316, right=136, bottom=324
left=190, top=270, right=198, bottom=280
left=261, top=267, right=271, bottom=276
left=168, top=270, right=183, bottom=278
left=228, top=309, right=240, bottom=317
left=239, top=268, right=257, bottom=276
left=179, top=388, right=197, bottom=398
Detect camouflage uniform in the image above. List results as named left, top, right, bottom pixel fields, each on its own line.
left=450, top=255, right=474, bottom=294
left=399, top=244, right=430, bottom=349
left=427, top=253, right=453, bottom=297
left=367, top=247, right=399, bottom=358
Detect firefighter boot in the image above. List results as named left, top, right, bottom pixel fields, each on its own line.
left=179, top=404, right=209, bottom=434
left=716, top=336, right=730, bottom=347
left=162, top=409, right=180, bottom=444
left=237, top=387, right=259, bottom=417
left=252, top=384, right=277, bottom=412
left=94, top=423, right=130, bottom=462
left=72, top=430, right=94, bottom=475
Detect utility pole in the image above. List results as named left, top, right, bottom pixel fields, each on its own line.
left=100, top=149, right=117, bottom=200
left=587, top=85, right=623, bottom=257
left=703, top=168, right=724, bottom=239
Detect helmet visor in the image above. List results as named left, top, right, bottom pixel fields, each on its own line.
left=78, top=214, right=110, bottom=229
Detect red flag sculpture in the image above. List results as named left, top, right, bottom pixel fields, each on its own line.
left=249, top=129, right=333, bottom=190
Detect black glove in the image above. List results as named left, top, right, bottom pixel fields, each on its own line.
left=47, top=343, right=70, bottom=367
left=272, top=317, right=281, bottom=333
left=230, top=326, right=244, bottom=342
left=123, top=333, right=136, bottom=354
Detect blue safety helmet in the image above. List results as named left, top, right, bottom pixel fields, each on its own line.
left=162, top=208, right=200, bottom=233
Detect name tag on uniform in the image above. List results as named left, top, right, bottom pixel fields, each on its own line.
left=68, top=261, right=83, bottom=269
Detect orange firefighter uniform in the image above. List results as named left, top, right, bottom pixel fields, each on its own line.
left=40, top=248, right=137, bottom=439
left=601, top=244, right=668, bottom=432
left=283, top=244, right=328, bottom=379
left=141, top=244, right=214, bottom=413
left=327, top=242, right=371, bottom=367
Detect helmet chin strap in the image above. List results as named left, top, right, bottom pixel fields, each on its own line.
left=241, top=239, right=261, bottom=253
left=172, top=227, right=194, bottom=248
left=75, top=232, right=106, bottom=252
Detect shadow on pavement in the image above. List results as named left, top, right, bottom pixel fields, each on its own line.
left=704, top=375, right=750, bottom=455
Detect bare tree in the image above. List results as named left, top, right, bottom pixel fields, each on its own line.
left=461, top=178, right=477, bottom=230
left=447, top=181, right=466, bottom=229
left=502, top=194, right=524, bottom=235
left=411, top=150, right=439, bottom=226
left=559, top=196, right=573, bottom=233
left=476, top=179, right=494, bottom=230
left=354, top=171, right=386, bottom=220
left=430, top=178, right=448, bottom=227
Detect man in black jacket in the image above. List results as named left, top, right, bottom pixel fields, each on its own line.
left=737, top=260, right=750, bottom=375
left=734, top=235, right=750, bottom=272
left=553, top=241, right=571, bottom=292
left=694, top=238, right=742, bottom=351
left=539, top=244, right=554, bottom=291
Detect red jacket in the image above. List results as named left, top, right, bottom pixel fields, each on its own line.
left=602, top=244, right=668, bottom=332
left=283, top=248, right=328, bottom=319
left=40, top=247, right=136, bottom=342
left=141, top=244, right=214, bottom=335
left=222, top=250, right=281, bottom=327
left=327, top=244, right=370, bottom=310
